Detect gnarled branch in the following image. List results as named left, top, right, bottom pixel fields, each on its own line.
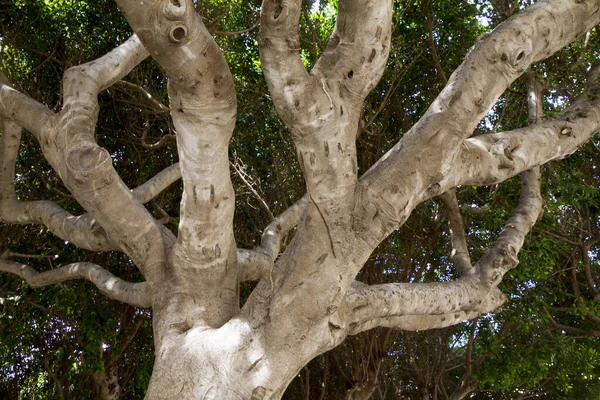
left=0, top=118, right=119, bottom=251
left=343, top=278, right=506, bottom=334
left=0, top=257, right=151, bottom=308
left=358, top=0, right=600, bottom=242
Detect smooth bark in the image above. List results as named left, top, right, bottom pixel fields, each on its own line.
left=1, top=0, right=600, bottom=398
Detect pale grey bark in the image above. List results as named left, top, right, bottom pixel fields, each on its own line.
left=0, top=118, right=119, bottom=251
left=0, top=257, right=150, bottom=307
left=439, top=190, right=473, bottom=276
left=238, top=195, right=307, bottom=282
left=358, top=0, right=600, bottom=245
left=1, top=0, right=600, bottom=398
left=132, top=163, right=181, bottom=204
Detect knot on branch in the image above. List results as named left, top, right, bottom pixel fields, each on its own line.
left=164, top=0, right=186, bottom=20
left=489, top=28, right=533, bottom=75
left=169, top=24, right=188, bottom=44
left=67, top=147, right=111, bottom=181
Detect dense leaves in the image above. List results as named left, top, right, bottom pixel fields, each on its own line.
left=0, top=0, right=599, bottom=398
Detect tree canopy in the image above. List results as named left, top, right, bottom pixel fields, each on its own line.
left=0, top=0, right=599, bottom=399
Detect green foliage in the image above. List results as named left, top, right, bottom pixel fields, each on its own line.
left=1, top=0, right=599, bottom=398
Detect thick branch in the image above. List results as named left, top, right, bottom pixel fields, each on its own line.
left=0, top=258, right=151, bottom=308
left=358, top=0, right=600, bottom=241
left=0, top=118, right=119, bottom=251
left=51, top=36, right=169, bottom=280
left=476, top=156, right=543, bottom=287
left=343, top=66, right=545, bottom=334
left=343, top=278, right=506, bottom=334
left=475, top=70, right=544, bottom=287
left=0, top=73, right=54, bottom=140
left=450, top=95, right=600, bottom=189
left=116, top=0, right=240, bottom=332
left=259, top=0, right=312, bottom=129
left=313, top=0, right=393, bottom=101
left=260, top=1, right=392, bottom=201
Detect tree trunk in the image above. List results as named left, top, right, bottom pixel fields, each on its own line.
left=92, top=366, right=122, bottom=400
left=143, top=318, right=309, bottom=399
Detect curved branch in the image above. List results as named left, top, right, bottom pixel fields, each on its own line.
left=439, top=190, right=473, bottom=276
left=238, top=196, right=308, bottom=282
left=358, top=0, right=600, bottom=241
left=259, top=0, right=312, bottom=127
left=114, top=80, right=170, bottom=113
left=52, top=35, right=167, bottom=280
left=0, top=258, right=151, bottom=308
left=312, top=0, right=393, bottom=101
left=0, top=73, right=54, bottom=141
left=343, top=278, right=506, bottom=335
left=116, top=0, right=240, bottom=331
left=260, top=195, right=308, bottom=262
left=131, top=163, right=181, bottom=204
left=450, top=95, right=600, bottom=189
left=63, top=35, right=149, bottom=97
left=476, top=161, right=543, bottom=287
left=237, top=249, right=272, bottom=283
left=0, top=118, right=119, bottom=251
left=476, top=70, right=544, bottom=287
left=343, top=76, right=545, bottom=333
left=140, top=130, right=177, bottom=150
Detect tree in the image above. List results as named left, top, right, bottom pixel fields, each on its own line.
left=1, top=0, right=600, bottom=398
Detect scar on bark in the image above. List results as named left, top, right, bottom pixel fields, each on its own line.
left=310, top=194, right=338, bottom=258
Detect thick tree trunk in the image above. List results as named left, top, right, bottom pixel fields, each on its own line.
left=143, top=319, right=306, bottom=399
left=3, top=1, right=600, bottom=399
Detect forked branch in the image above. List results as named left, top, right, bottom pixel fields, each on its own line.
left=0, top=118, right=119, bottom=251
left=359, top=0, right=600, bottom=241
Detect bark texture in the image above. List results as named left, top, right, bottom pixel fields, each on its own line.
left=2, top=0, right=600, bottom=398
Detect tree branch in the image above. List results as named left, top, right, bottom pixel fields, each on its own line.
left=0, top=118, right=120, bottom=251
left=476, top=70, right=545, bottom=287
left=238, top=196, right=308, bottom=282
left=546, top=309, right=600, bottom=337
left=231, top=158, right=275, bottom=221
left=439, top=190, right=473, bottom=276
left=259, top=0, right=312, bottom=129
left=342, top=65, right=546, bottom=335
left=214, top=22, right=260, bottom=37
left=131, top=163, right=181, bottom=204
left=50, top=35, right=170, bottom=280
left=0, top=257, right=151, bottom=308
left=313, top=0, right=393, bottom=101
left=358, top=0, right=600, bottom=243
left=116, top=0, right=240, bottom=332
left=476, top=166, right=543, bottom=287
left=343, top=278, right=506, bottom=334
left=0, top=72, right=54, bottom=140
